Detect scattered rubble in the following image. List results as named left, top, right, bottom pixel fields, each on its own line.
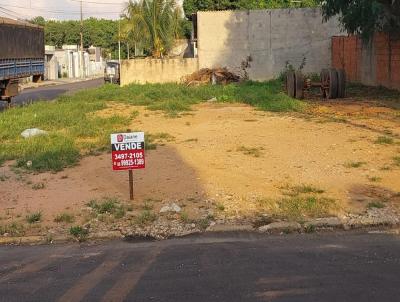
left=342, top=207, right=400, bottom=229
left=258, top=221, right=302, bottom=233
left=207, top=223, right=253, bottom=232
left=121, top=219, right=201, bottom=240
left=21, top=128, right=48, bottom=138
left=304, top=217, right=342, bottom=229
left=183, top=68, right=240, bottom=86
left=159, top=203, right=182, bottom=214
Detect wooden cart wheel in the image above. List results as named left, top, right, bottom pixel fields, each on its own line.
left=320, top=69, right=329, bottom=98
left=286, top=71, right=295, bottom=98
left=327, top=68, right=338, bottom=99
left=294, top=71, right=305, bottom=99
left=337, top=69, right=346, bottom=98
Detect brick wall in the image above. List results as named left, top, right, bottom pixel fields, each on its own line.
left=332, top=33, right=400, bottom=90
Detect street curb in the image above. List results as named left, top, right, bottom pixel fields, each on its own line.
left=1, top=221, right=399, bottom=246
left=0, top=231, right=124, bottom=246
left=20, top=77, right=103, bottom=91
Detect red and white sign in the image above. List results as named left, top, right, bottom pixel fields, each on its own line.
left=111, top=132, right=145, bottom=171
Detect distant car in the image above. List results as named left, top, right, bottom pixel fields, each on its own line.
left=104, top=61, right=120, bottom=84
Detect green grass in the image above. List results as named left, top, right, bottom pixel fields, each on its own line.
left=135, top=210, right=157, bottom=225
left=180, top=212, right=190, bottom=223
left=146, top=133, right=175, bottom=148
left=26, top=212, right=42, bottom=224
left=237, top=146, right=264, bottom=157
left=183, top=138, right=198, bottom=143
left=304, top=224, right=316, bottom=234
left=344, top=161, right=366, bottom=168
left=394, top=156, right=400, bottom=166
left=216, top=203, right=225, bottom=211
left=283, top=184, right=325, bottom=196
left=276, top=196, right=337, bottom=220
left=197, top=215, right=215, bottom=230
left=32, top=183, right=45, bottom=190
left=54, top=213, right=75, bottom=223
left=367, top=176, right=382, bottom=183
left=257, top=195, right=337, bottom=221
left=87, top=197, right=126, bottom=219
left=0, top=222, right=25, bottom=236
left=367, top=202, right=385, bottom=209
left=69, top=226, right=89, bottom=241
left=0, top=81, right=303, bottom=173
left=375, top=136, right=394, bottom=145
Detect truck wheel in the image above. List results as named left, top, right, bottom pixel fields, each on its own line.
left=32, top=75, right=42, bottom=83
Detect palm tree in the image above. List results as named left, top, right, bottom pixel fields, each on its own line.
left=123, top=0, right=181, bottom=58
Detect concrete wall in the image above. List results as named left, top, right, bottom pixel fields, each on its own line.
left=332, top=33, right=400, bottom=90
left=197, top=8, right=343, bottom=81
left=120, top=58, right=199, bottom=86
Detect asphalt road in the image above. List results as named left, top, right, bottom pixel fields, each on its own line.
left=0, top=78, right=104, bottom=110
left=1, top=231, right=400, bottom=302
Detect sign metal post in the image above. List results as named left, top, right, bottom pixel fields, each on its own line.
left=129, top=170, right=134, bottom=200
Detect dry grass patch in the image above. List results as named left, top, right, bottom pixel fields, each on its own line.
left=54, top=213, right=75, bottom=224
left=257, top=196, right=338, bottom=221
left=344, top=161, right=367, bottom=168
left=237, top=146, right=264, bottom=158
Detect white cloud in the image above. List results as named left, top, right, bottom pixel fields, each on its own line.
left=0, top=0, right=183, bottom=20
left=0, top=0, right=127, bottom=20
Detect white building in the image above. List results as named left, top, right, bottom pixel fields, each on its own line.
left=45, top=45, right=105, bottom=80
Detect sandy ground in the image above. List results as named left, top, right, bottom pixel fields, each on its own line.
left=1, top=99, right=399, bottom=227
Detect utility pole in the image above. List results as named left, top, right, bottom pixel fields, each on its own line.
left=80, top=0, right=85, bottom=78
left=118, top=18, right=121, bottom=65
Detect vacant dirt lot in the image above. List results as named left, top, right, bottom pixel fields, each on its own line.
left=1, top=94, right=399, bottom=234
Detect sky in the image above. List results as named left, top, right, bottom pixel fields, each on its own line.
left=0, top=0, right=182, bottom=21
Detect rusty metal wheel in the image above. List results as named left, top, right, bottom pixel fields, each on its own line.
left=337, top=69, right=346, bottom=98
left=286, top=71, right=295, bottom=98
left=294, top=71, right=305, bottom=99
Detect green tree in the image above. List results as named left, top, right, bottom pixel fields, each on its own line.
left=182, top=0, right=318, bottom=18
left=30, top=17, right=120, bottom=59
left=30, top=16, right=45, bottom=26
left=123, top=0, right=182, bottom=58
left=321, top=0, right=400, bottom=40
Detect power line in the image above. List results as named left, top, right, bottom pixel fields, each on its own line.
left=0, top=5, right=30, bottom=20
left=0, top=8, right=20, bottom=19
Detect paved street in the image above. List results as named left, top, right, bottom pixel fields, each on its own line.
left=1, top=231, right=400, bottom=302
left=0, top=78, right=104, bottom=110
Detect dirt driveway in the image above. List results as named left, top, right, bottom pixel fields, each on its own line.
left=1, top=95, right=399, bottom=233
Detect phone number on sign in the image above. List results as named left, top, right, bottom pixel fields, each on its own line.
left=114, top=152, right=144, bottom=160
left=118, top=158, right=144, bottom=167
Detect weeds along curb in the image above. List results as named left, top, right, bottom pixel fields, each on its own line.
left=1, top=222, right=400, bottom=246
left=0, top=231, right=124, bottom=246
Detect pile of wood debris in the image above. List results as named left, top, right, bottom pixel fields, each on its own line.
left=182, top=68, right=241, bottom=86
